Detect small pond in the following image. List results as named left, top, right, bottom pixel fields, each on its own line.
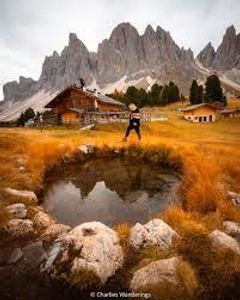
left=43, top=158, right=180, bottom=226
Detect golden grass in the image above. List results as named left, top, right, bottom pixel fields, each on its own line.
left=0, top=102, right=239, bottom=296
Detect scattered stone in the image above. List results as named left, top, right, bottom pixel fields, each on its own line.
left=78, top=144, right=95, bottom=154
left=41, top=224, right=71, bottom=243
left=4, top=188, right=38, bottom=203
left=22, top=240, right=47, bottom=267
left=0, top=247, right=23, bottom=265
left=5, top=219, right=34, bottom=238
left=223, top=221, right=240, bottom=240
left=129, top=219, right=178, bottom=250
left=227, top=191, right=240, bottom=209
left=209, top=229, right=240, bottom=255
left=28, top=205, right=44, bottom=216
left=32, top=211, right=55, bottom=230
left=41, top=241, right=62, bottom=273
left=42, top=221, right=124, bottom=285
left=130, top=256, right=181, bottom=291
left=13, top=154, right=29, bottom=167
left=19, top=166, right=25, bottom=173
left=6, top=203, right=27, bottom=219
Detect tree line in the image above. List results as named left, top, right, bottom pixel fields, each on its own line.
left=109, top=74, right=226, bottom=107
left=190, top=74, right=226, bottom=106
left=108, top=81, right=183, bottom=107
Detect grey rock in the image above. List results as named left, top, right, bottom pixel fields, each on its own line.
left=22, top=240, right=47, bottom=267
left=41, top=241, right=62, bottom=273
left=6, top=203, right=27, bottom=219
left=227, top=191, right=240, bottom=208
left=196, top=42, right=216, bottom=68
left=5, top=219, right=34, bottom=238
left=223, top=221, right=240, bottom=239
left=32, top=211, right=55, bottom=230
left=42, top=221, right=124, bottom=285
left=0, top=247, right=23, bottom=265
left=129, top=218, right=178, bottom=250
left=4, top=188, right=38, bottom=203
left=41, top=223, right=71, bottom=242
left=209, top=229, right=240, bottom=255
left=130, top=256, right=181, bottom=291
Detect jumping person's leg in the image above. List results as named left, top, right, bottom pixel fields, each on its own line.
left=135, top=125, right=141, bottom=140
left=125, top=124, right=133, bottom=138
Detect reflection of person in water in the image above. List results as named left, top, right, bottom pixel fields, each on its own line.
left=123, top=103, right=141, bottom=142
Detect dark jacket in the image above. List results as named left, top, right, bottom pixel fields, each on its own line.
left=129, top=108, right=140, bottom=126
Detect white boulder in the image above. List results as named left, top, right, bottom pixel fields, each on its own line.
left=4, top=188, right=38, bottom=203
left=130, top=256, right=181, bottom=291
left=41, top=223, right=71, bottom=242
left=43, top=222, right=124, bottom=285
left=6, top=203, right=27, bottom=219
left=78, top=144, right=95, bottom=154
left=223, top=221, right=240, bottom=239
left=5, top=219, right=34, bottom=238
left=209, top=229, right=240, bottom=255
left=129, top=219, right=178, bottom=250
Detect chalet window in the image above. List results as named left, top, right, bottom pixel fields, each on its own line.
left=199, top=117, right=202, bottom=122
left=209, top=115, right=212, bottom=121
left=203, top=116, right=207, bottom=122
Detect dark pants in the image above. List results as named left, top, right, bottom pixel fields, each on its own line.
left=125, top=123, right=141, bottom=139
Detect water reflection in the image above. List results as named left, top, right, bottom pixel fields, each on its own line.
left=43, top=158, right=179, bottom=226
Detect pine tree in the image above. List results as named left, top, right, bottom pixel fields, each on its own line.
left=160, top=85, right=169, bottom=105
left=204, top=74, right=224, bottom=103
left=24, top=107, right=35, bottom=121
left=189, top=80, right=199, bottom=105
left=125, top=86, right=138, bottom=105
left=16, top=112, right=25, bottom=127
left=137, top=88, right=148, bottom=107
left=197, top=85, right=204, bottom=103
left=150, top=84, right=163, bottom=106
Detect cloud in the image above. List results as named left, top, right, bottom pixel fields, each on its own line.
left=0, top=0, right=240, bottom=99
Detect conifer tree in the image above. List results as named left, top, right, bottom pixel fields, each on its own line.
left=204, top=74, right=224, bottom=103
left=189, top=80, right=199, bottom=105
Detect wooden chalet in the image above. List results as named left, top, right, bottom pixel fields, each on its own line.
left=182, top=103, right=220, bottom=123
left=45, top=85, right=126, bottom=125
left=220, top=109, right=240, bottom=119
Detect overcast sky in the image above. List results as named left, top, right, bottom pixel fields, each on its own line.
left=0, top=0, right=240, bottom=100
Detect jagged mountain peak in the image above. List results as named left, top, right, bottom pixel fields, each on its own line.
left=144, top=24, right=155, bottom=35
left=225, top=25, right=236, bottom=36
left=68, top=32, right=89, bottom=51
left=212, top=24, right=240, bottom=71
left=196, top=42, right=216, bottom=68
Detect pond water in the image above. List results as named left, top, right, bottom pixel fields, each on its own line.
left=43, top=158, right=180, bottom=226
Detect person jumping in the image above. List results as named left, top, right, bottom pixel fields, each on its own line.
left=122, top=103, right=141, bottom=141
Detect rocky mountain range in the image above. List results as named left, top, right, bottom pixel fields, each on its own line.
left=1, top=22, right=240, bottom=120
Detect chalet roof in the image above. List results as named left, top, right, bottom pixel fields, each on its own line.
left=182, top=103, right=219, bottom=112
left=221, top=109, right=239, bottom=114
left=44, top=86, right=125, bottom=108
